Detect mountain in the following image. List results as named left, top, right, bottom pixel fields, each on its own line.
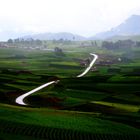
left=1, top=14, right=140, bottom=41
left=0, top=31, right=32, bottom=41
left=22, top=32, right=86, bottom=41
left=90, top=15, right=140, bottom=40
left=107, top=35, right=140, bottom=42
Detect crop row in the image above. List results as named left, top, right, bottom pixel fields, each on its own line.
left=0, top=120, right=140, bottom=140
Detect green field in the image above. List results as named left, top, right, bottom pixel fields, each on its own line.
left=0, top=42, right=140, bottom=139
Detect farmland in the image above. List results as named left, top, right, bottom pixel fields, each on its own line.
left=0, top=41, right=140, bottom=140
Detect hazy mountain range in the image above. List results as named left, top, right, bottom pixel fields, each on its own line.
left=1, top=14, right=140, bottom=41
left=91, top=15, right=140, bottom=40
left=23, top=32, right=86, bottom=41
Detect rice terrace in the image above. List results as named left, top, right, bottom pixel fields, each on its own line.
left=0, top=1, right=140, bottom=140
left=0, top=37, right=140, bottom=140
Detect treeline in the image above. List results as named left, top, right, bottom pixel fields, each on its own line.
left=102, top=40, right=140, bottom=50
left=52, top=38, right=72, bottom=44
left=7, top=38, right=42, bottom=46
left=7, top=38, right=73, bottom=44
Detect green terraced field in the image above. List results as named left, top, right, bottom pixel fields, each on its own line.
left=0, top=46, right=140, bottom=139
left=0, top=104, right=140, bottom=140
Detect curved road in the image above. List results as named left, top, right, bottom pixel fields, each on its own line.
left=77, top=53, right=98, bottom=77
left=16, top=53, right=98, bottom=105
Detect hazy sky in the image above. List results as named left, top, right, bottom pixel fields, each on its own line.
left=0, top=0, right=140, bottom=36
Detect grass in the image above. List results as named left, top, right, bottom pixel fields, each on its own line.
left=61, top=89, right=107, bottom=100
left=0, top=103, right=140, bottom=134
left=0, top=45, right=140, bottom=138
left=96, top=83, right=140, bottom=94
left=92, top=101, right=140, bottom=112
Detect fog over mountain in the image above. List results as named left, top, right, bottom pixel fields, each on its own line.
left=19, top=15, right=140, bottom=41
left=0, top=0, right=140, bottom=41
left=1, top=14, right=140, bottom=41
left=23, top=32, right=86, bottom=41
left=90, top=15, right=140, bottom=40
left=0, top=31, right=32, bottom=41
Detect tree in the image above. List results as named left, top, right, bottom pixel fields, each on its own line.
left=94, top=41, right=97, bottom=46
left=7, top=39, right=13, bottom=43
left=35, top=39, right=42, bottom=46
left=136, top=41, right=140, bottom=47
left=14, top=38, right=20, bottom=43
left=102, top=41, right=114, bottom=49
left=102, top=40, right=135, bottom=50
left=54, top=47, right=65, bottom=56
left=73, top=36, right=75, bottom=41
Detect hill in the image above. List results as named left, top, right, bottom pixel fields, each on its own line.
left=107, top=35, right=140, bottom=42
left=90, top=15, right=140, bottom=40
left=22, top=32, right=86, bottom=41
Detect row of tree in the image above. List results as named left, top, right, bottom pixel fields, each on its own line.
left=7, top=38, right=42, bottom=46
left=102, top=40, right=140, bottom=50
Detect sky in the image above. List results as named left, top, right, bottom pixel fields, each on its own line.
left=0, top=0, right=140, bottom=38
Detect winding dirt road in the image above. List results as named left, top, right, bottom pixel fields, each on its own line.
left=15, top=53, right=98, bottom=105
